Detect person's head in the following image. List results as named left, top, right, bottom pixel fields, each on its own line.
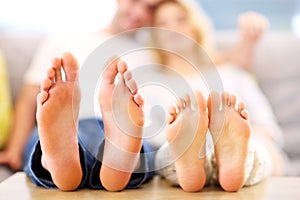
left=150, top=0, right=213, bottom=61
left=115, top=0, right=164, bottom=31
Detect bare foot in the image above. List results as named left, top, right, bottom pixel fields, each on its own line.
left=36, top=52, right=82, bottom=191
left=208, top=92, right=251, bottom=192
left=166, top=91, right=208, bottom=192
left=99, top=59, right=145, bottom=192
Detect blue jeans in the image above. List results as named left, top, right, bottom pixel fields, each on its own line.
left=23, top=118, right=155, bottom=189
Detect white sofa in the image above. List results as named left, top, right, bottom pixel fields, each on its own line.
left=0, top=30, right=299, bottom=181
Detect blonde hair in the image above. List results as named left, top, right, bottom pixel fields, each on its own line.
left=151, top=0, right=214, bottom=65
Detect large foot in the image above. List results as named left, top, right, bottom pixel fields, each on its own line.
left=36, top=52, right=82, bottom=191
left=208, top=92, right=251, bottom=192
left=99, top=59, right=145, bottom=191
left=166, top=91, right=208, bottom=192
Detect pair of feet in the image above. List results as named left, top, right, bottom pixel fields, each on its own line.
left=166, top=90, right=251, bottom=192
left=37, top=53, right=144, bottom=191
left=36, top=53, right=251, bottom=192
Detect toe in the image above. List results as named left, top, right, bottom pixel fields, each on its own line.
left=126, top=79, right=138, bottom=95
left=194, top=90, right=206, bottom=111
left=41, top=78, right=52, bottom=92
left=51, top=57, right=61, bottom=70
left=167, top=114, right=175, bottom=124
left=221, top=92, right=230, bottom=107
left=229, top=94, right=237, bottom=108
left=238, top=101, right=246, bottom=112
left=176, top=98, right=184, bottom=112
left=46, top=67, right=55, bottom=80
left=117, top=60, right=128, bottom=74
left=124, top=70, right=132, bottom=82
left=37, top=91, right=49, bottom=105
left=168, top=105, right=177, bottom=124
left=168, top=105, right=177, bottom=116
left=241, top=109, right=249, bottom=120
left=61, top=52, right=80, bottom=82
left=54, top=66, right=63, bottom=82
left=102, top=58, right=119, bottom=84
left=51, top=58, right=62, bottom=82
left=134, top=93, right=144, bottom=107
left=52, top=57, right=63, bottom=82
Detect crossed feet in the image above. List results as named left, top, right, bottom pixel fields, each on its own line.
left=36, top=53, right=144, bottom=191
left=166, top=91, right=251, bottom=192
left=36, top=52, right=251, bottom=192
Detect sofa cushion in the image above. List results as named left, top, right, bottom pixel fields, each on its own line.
left=253, top=32, right=300, bottom=158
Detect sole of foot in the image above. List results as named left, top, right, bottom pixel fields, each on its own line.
left=98, top=59, right=145, bottom=191
left=208, top=92, right=251, bottom=192
left=166, top=91, right=208, bottom=192
left=36, top=52, right=82, bottom=191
